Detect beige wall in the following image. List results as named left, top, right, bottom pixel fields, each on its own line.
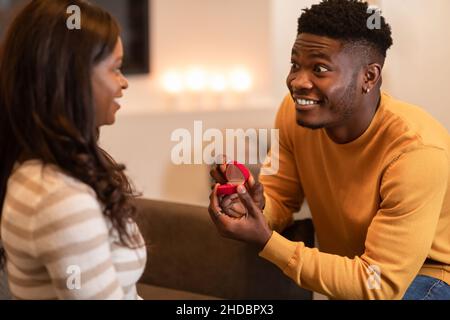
left=382, top=0, right=450, bottom=129
left=121, top=0, right=275, bottom=114
left=100, top=109, right=276, bottom=206
left=153, top=0, right=271, bottom=94
left=269, top=0, right=318, bottom=100
left=102, top=0, right=277, bottom=205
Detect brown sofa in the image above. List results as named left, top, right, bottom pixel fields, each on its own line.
left=134, top=198, right=314, bottom=300
left=0, top=197, right=314, bottom=300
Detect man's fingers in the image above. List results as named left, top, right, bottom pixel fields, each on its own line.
left=247, top=174, right=256, bottom=188
left=224, top=208, right=244, bottom=218
left=228, top=200, right=248, bottom=217
left=246, top=176, right=264, bottom=200
left=209, top=184, right=234, bottom=222
left=209, top=184, right=222, bottom=214
left=211, top=184, right=222, bottom=209
left=209, top=167, right=227, bottom=184
left=236, top=185, right=261, bottom=218
left=215, top=154, right=228, bottom=175
left=221, top=194, right=238, bottom=208
left=252, top=181, right=264, bottom=198
left=245, top=178, right=265, bottom=210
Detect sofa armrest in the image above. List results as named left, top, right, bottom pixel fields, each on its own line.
left=134, top=198, right=313, bottom=300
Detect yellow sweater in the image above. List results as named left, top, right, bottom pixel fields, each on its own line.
left=259, top=92, right=450, bottom=299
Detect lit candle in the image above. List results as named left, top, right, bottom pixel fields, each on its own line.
left=228, top=68, right=252, bottom=108
left=162, top=70, right=184, bottom=110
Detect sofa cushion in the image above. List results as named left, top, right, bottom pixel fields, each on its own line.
left=134, top=198, right=313, bottom=300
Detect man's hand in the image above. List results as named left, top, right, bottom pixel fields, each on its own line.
left=209, top=159, right=228, bottom=185
left=245, top=175, right=266, bottom=211
left=209, top=157, right=266, bottom=211
left=208, top=184, right=273, bottom=251
left=220, top=193, right=247, bottom=218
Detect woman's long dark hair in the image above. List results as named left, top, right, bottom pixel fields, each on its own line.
left=0, top=0, right=140, bottom=268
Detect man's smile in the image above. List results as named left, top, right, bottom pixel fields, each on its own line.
left=293, top=96, right=323, bottom=111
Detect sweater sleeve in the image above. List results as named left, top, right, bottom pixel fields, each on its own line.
left=260, top=95, right=305, bottom=233
left=259, top=147, right=448, bottom=299
left=31, top=186, right=125, bottom=300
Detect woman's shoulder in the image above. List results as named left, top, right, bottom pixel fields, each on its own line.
left=6, top=159, right=100, bottom=215
left=2, top=160, right=107, bottom=252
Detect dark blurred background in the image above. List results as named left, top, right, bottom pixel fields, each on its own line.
left=0, top=0, right=150, bottom=74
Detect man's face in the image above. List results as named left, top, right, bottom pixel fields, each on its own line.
left=287, top=33, right=363, bottom=130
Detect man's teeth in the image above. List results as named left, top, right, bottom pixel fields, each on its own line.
left=297, top=99, right=319, bottom=105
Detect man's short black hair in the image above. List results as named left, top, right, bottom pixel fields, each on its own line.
left=297, top=0, right=393, bottom=58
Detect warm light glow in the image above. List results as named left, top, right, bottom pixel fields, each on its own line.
left=209, top=73, right=227, bottom=92
left=162, top=71, right=184, bottom=93
left=229, top=68, right=252, bottom=92
left=161, top=66, right=253, bottom=107
left=185, top=68, right=207, bottom=92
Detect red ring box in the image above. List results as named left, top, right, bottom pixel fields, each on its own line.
left=217, top=161, right=250, bottom=196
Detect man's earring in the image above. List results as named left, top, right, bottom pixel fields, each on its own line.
left=364, top=87, right=370, bottom=94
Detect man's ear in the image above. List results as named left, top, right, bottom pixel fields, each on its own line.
left=364, top=63, right=382, bottom=91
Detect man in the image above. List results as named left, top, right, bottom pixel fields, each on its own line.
left=209, top=0, right=449, bottom=300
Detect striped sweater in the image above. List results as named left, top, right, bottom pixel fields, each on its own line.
left=0, top=160, right=147, bottom=300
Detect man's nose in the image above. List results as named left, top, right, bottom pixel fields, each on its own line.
left=289, top=71, right=313, bottom=90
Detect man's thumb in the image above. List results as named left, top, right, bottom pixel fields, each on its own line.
left=237, top=185, right=259, bottom=217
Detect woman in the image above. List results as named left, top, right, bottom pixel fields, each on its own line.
left=0, top=0, right=146, bottom=299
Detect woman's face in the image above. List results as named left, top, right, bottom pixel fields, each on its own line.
left=92, top=37, right=129, bottom=127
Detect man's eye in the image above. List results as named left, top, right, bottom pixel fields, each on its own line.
left=314, top=65, right=329, bottom=73
left=290, top=62, right=300, bottom=69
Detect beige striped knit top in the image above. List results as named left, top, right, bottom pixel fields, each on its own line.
left=0, top=160, right=147, bottom=300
